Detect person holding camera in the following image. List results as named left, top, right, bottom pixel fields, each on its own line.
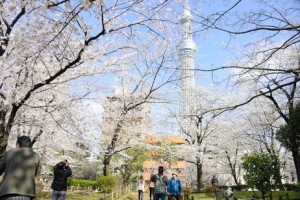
left=51, top=159, right=72, bottom=200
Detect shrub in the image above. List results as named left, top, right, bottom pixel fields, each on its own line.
left=182, top=187, right=191, bottom=199
left=95, top=175, right=116, bottom=192
left=295, top=183, right=300, bottom=191
left=231, top=185, right=248, bottom=191
left=242, top=152, right=282, bottom=199
left=69, top=178, right=97, bottom=190
left=204, top=185, right=221, bottom=197
left=277, top=183, right=297, bottom=191
left=183, top=187, right=191, bottom=195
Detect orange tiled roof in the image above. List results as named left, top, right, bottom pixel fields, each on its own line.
left=145, top=136, right=186, bottom=144
left=169, top=161, right=186, bottom=168
left=143, top=160, right=158, bottom=168
left=143, top=160, right=186, bottom=169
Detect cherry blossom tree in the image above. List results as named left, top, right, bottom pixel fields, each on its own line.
left=189, top=0, right=300, bottom=181
left=0, top=0, right=182, bottom=157
left=215, top=121, right=246, bottom=186
left=164, top=86, right=227, bottom=191
left=228, top=47, right=300, bottom=181
left=99, top=43, right=180, bottom=175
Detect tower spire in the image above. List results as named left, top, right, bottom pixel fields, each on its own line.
left=178, top=0, right=197, bottom=134
left=181, top=0, right=193, bottom=40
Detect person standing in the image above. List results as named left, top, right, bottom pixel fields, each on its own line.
left=211, top=175, right=219, bottom=186
left=51, top=159, right=72, bottom=200
left=167, top=173, right=182, bottom=200
left=150, top=166, right=168, bottom=200
left=137, top=175, right=145, bottom=200
left=149, top=174, right=155, bottom=200
left=225, top=187, right=233, bottom=200
left=0, top=135, right=40, bottom=200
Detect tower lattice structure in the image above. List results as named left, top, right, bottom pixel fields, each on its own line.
left=178, top=0, right=197, bottom=134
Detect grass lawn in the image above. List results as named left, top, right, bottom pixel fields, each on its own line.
left=190, top=190, right=300, bottom=200
left=234, top=190, right=300, bottom=200
left=189, top=192, right=214, bottom=199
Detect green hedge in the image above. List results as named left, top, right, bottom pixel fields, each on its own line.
left=69, top=178, right=97, bottom=189
left=95, top=175, right=116, bottom=192
left=204, top=184, right=299, bottom=192
left=69, top=176, right=117, bottom=192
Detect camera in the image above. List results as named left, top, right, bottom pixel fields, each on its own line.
left=58, top=160, right=68, bottom=169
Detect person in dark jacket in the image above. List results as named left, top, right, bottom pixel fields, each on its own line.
left=211, top=175, right=219, bottom=186
left=167, top=173, right=182, bottom=200
left=0, top=135, right=40, bottom=200
left=51, top=159, right=72, bottom=200
left=150, top=166, right=168, bottom=200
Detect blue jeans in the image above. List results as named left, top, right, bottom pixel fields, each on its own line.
left=51, top=190, right=66, bottom=200
left=154, top=193, right=166, bottom=200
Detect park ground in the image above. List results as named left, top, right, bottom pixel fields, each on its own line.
left=38, top=190, right=213, bottom=200
left=37, top=190, right=300, bottom=200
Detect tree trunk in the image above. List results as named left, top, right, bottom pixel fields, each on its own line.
left=233, top=172, right=239, bottom=186
left=196, top=160, right=202, bottom=191
left=0, top=130, right=9, bottom=158
left=103, top=164, right=108, bottom=176
left=291, top=150, right=300, bottom=182
left=103, top=155, right=112, bottom=176
left=0, top=107, right=9, bottom=157
left=262, top=190, right=266, bottom=200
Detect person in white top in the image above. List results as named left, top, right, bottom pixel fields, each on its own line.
left=137, top=175, right=146, bottom=200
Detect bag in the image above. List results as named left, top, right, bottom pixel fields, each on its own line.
left=154, top=174, right=166, bottom=194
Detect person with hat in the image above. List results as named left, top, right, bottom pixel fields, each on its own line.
left=167, top=172, right=182, bottom=200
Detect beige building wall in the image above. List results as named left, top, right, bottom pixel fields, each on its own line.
left=142, top=136, right=189, bottom=184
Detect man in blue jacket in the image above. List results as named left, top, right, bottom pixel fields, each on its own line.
left=167, top=172, right=182, bottom=200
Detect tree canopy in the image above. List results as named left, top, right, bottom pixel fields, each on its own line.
left=242, top=152, right=282, bottom=199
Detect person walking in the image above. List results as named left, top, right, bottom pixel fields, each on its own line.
left=149, top=174, right=155, bottom=200
left=51, top=159, right=72, bottom=200
left=0, top=135, right=40, bottom=200
left=150, top=166, right=168, bottom=200
left=167, top=172, right=182, bottom=200
left=137, top=175, right=146, bottom=200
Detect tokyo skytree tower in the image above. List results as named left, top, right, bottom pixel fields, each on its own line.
left=178, top=0, right=197, bottom=134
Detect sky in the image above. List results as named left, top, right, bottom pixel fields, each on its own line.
left=70, top=0, right=296, bottom=136
left=190, top=0, right=298, bottom=86
left=189, top=0, right=254, bottom=87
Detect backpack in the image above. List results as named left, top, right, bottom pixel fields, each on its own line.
left=154, top=174, right=166, bottom=194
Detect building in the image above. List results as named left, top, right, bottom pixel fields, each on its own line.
left=101, top=88, right=151, bottom=140
left=142, top=136, right=189, bottom=183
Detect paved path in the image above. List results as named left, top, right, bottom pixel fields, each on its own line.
left=119, top=191, right=156, bottom=200
left=119, top=192, right=215, bottom=200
